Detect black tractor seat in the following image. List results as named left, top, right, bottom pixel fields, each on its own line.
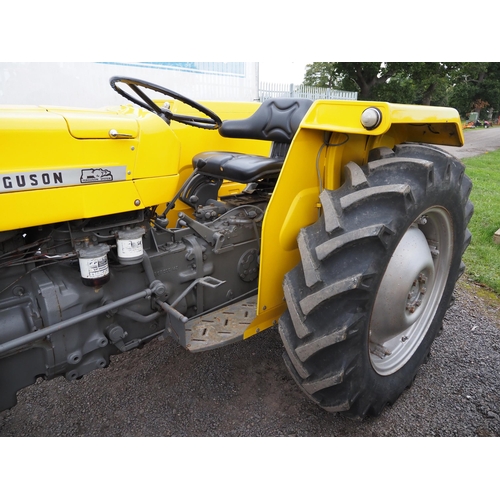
left=192, top=98, right=313, bottom=184
left=192, top=151, right=285, bottom=184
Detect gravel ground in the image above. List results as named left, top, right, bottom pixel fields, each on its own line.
left=1, top=278, right=499, bottom=437
left=2, top=130, right=500, bottom=438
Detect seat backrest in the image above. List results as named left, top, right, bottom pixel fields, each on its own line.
left=219, top=98, right=313, bottom=143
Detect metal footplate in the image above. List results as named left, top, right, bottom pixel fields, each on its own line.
left=185, top=296, right=257, bottom=352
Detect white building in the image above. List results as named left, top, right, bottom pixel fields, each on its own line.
left=0, top=62, right=260, bottom=107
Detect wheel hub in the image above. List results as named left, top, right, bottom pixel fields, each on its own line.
left=406, top=272, right=428, bottom=314
left=369, top=207, right=453, bottom=376
left=370, top=226, right=435, bottom=345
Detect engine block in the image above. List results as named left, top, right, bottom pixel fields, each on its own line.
left=0, top=200, right=266, bottom=411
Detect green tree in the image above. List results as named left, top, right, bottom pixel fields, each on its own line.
left=302, top=62, right=500, bottom=114
left=338, top=63, right=409, bottom=100
left=304, top=62, right=408, bottom=100
left=342, top=62, right=460, bottom=105
left=449, top=63, right=500, bottom=118
left=404, top=63, right=459, bottom=106
left=372, top=76, right=417, bottom=104
left=303, top=63, right=339, bottom=89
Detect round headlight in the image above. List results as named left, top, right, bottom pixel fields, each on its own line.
left=361, top=107, right=382, bottom=130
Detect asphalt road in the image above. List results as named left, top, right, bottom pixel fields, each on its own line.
left=440, top=125, right=500, bottom=159
left=1, top=128, right=499, bottom=437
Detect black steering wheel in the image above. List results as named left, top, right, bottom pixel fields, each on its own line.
left=110, top=76, right=222, bottom=130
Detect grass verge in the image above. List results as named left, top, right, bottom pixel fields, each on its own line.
left=462, top=149, right=500, bottom=295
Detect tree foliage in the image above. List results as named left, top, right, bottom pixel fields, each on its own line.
left=302, top=62, right=500, bottom=118
left=304, top=62, right=406, bottom=100
left=302, top=63, right=338, bottom=89
left=449, top=63, right=500, bottom=119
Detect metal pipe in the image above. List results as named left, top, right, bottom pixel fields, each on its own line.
left=0, top=288, right=153, bottom=356
left=155, top=299, right=189, bottom=323
left=116, top=307, right=161, bottom=323
left=141, top=251, right=156, bottom=284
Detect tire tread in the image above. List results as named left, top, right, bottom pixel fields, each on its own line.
left=279, top=144, right=473, bottom=419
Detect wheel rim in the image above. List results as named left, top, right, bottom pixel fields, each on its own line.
left=369, top=207, right=453, bottom=375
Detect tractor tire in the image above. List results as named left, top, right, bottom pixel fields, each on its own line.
left=279, top=144, right=473, bottom=419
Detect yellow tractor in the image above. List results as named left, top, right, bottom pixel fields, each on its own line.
left=0, top=77, right=472, bottom=418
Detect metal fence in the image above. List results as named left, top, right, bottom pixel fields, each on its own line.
left=259, top=82, right=357, bottom=101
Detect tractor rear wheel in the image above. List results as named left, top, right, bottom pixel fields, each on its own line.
left=279, top=144, right=473, bottom=419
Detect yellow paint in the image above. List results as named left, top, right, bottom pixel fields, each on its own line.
left=46, top=106, right=139, bottom=139
left=0, top=97, right=465, bottom=339
left=243, top=302, right=287, bottom=339
left=302, top=100, right=464, bottom=147
left=244, top=99, right=464, bottom=337
left=279, top=187, right=320, bottom=251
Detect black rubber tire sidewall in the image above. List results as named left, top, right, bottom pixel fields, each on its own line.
left=279, top=144, right=473, bottom=418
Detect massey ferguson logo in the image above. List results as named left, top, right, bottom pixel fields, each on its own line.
left=80, top=168, right=114, bottom=183
left=2, top=171, right=64, bottom=190
left=0, top=166, right=126, bottom=193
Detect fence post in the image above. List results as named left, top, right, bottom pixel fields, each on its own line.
left=259, top=82, right=357, bottom=101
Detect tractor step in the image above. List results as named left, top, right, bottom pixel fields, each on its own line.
left=185, top=296, right=257, bottom=352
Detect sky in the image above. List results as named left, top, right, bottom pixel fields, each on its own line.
left=2, top=3, right=480, bottom=65
left=259, top=62, right=310, bottom=85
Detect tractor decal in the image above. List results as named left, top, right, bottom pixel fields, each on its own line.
left=0, top=166, right=127, bottom=193
left=80, top=168, right=114, bottom=183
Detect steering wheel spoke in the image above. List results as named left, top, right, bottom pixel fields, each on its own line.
left=128, top=84, right=163, bottom=114
left=110, top=76, right=222, bottom=130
